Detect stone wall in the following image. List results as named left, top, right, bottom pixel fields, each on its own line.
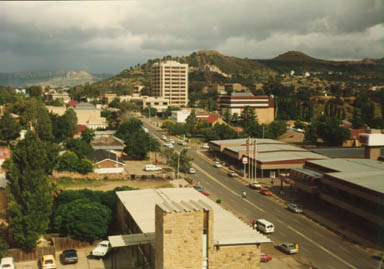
left=209, top=244, right=261, bottom=269
left=155, top=205, right=205, bottom=269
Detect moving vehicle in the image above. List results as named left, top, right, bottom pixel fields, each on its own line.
left=277, top=242, right=299, bottom=254
left=213, top=162, right=222, bottom=168
left=260, top=252, right=272, bottom=262
left=255, top=219, right=274, bottom=233
left=41, top=255, right=57, bottom=269
left=92, top=240, right=111, bottom=258
left=227, top=170, right=239, bottom=177
left=61, top=249, right=78, bottom=264
left=189, top=167, right=196, bottom=174
left=0, top=257, right=15, bottom=269
left=248, top=182, right=262, bottom=190
left=287, top=203, right=303, bottom=213
left=260, top=187, right=272, bottom=196
left=145, top=164, right=162, bottom=171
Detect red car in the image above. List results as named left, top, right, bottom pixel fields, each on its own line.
left=260, top=252, right=272, bottom=262
left=260, top=187, right=272, bottom=196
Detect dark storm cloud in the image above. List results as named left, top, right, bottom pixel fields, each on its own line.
left=0, top=0, right=383, bottom=73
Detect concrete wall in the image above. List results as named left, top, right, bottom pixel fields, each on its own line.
left=209, top=244, right=261, bottom=269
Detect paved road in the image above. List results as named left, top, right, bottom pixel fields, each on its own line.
left=144, top=120, right=379, bottom=269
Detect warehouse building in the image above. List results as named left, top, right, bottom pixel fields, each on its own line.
left=208, top=138, right=328, bottom=178
left=112, top=188, right=270, bottom=269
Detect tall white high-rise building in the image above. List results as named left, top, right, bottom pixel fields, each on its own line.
left=152, top=60, right=188, bottom=106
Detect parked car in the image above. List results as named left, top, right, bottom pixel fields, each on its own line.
left=202, top=143, right=209, bottom=149
left=145, top=164, right=162, bottom=171
left=163, top=142, right=174, bottom=149
left=193, top=185, right=204, bottom=192
left=227, top=170, right=239, bottom=177
left=177, top=140, right=187, bottom=145
left=61, top=249, right=78, bottom=265
left=161, top=135, right=167, bottom=140
left=189, top=167, right=196, bottom=174
left=41, top=255, right=57, bottom=269
left=248, top=182, right=262, bottom=190
left=169, top=139, right=175, bottom=144
left=92, top=240, right=111, bottom=259
left=260, top=252, right=272, bottom=262
left=277, top=242, right=299, bottom=254
left=0, top=257, right=14, bottom=269
left=260, top=187, right=272, bottom=196
left=287, top=203, right=303, bottom=213
left=213, top=162, right=222, bottom=168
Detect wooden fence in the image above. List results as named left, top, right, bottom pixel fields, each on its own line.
left=6, top=237, right=95, bottom=262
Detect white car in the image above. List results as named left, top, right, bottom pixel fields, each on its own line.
left=169, top=139, right=175, bottom=144
left=213, top=162, right=222, bottom=168
left=202, top=143, right=209, bottom=149
left=189, top=168, right=196, bottom=174
left=177, top=140, right=187, bottom=145
left=163, top=142, right=174, bottom=149
left=0, top=257, right=15, bottom=269
left=92, top=240, right=111, bottom=258
left=145, top=164, right=162, bottom=171
left=161, top=135, right=167, bottom=141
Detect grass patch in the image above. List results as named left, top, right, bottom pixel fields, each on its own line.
left=55, top=177, right=104, bottom=188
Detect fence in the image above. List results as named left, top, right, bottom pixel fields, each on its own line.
left=6, top=237, right=95, bottom=262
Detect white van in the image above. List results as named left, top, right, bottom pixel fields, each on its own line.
left=256, top=219, right=274, bottom=233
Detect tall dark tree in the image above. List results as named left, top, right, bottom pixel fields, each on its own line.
left=34, top=105, right=53, bottom=141
left=185, top=110, right=198, bottom=136
left=81, top=129, right=95, bottom=144
left=27, top=86, right=42, bottom=98
left=240, top=106, right=257, bottom=128
left=4, top=132, right=57, bottom=249
left=0, top=111, right=21, bottom=145
left=62, top=108, right=78, bottom=138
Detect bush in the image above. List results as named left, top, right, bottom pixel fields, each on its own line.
left=0, top=239, right=9, bottom=259
left=216, top=199, right=222, bottom=204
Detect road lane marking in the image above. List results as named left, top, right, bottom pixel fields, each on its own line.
left=193, top=164, right=265, bottom=213
left=286, top=224, right=358, bottom=269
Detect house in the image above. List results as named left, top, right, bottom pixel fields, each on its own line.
left=171, top=110, right=191, bottom=123
left=0, top=148, right=11, bottom=188
left=90, top=131, right=125, bottom=157
left=196, top=113, right=225, bottom=126
left=86, top=149, right=125, bottom=174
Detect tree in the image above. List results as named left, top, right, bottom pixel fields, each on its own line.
left=0, top=111, right=21, bottom=144
left=116, top=118, right=143, bottom=141
left=4, top=132, right=56, bottom=249
left=163, top=148, right=193, bottom=173
left=27, top=86, right=42, bottom=98
left=265, top=121, right=286, bottom=139
left=169, top=123, right=186, bottom=136
left=54, top=199, right=112, bottom=242
left=81, top=129, right=95, bottom=144
left=143, top=107, right=157, bottom=118
left=0, top=239, right=8, bottom=259
left=240, top=106, right=257, bottom=128
left=34, top=105, right=53, bottom=141
left=317, top=117, right=350, bottom=146
left=65, top=138, right=93, bottom=159
left=185, top=110, right=198, bottom=136
left=62, top=108, right=78, bottom=138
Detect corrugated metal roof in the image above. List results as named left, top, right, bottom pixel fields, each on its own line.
left=307, top=158, right=384, bottom=172
left=326, top=171, right=384, bottom=193
left=109, top=233, right=155, bottom=248
left=227, top=144, right=308, bottom=153
left=211, top=138, right=284, bottom=146
left=117, top=188, right=271, bottom=245
left=292, top=168, right=322, bottom=178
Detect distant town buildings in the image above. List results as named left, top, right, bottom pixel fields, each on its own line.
left=217, top=93, right=275, bottom=124
left=152, top=61, right=188, bottom=106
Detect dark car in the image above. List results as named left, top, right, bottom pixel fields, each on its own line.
left=62, top=249, right=78, bottom=264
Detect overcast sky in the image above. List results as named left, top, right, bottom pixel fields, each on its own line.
left=1, top=0, right=383, bottom=74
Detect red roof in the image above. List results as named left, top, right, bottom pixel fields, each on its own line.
left=230, top=126, right=243, bottom=133
left=77, top=125, right=87, bottom=134
left=349, top=129, right=366, bottom=140
left=197, top=114, right=220, bottom=124
left=68, top=100, right=79, bottom=107
left=0, top=148, right=11, bottom=159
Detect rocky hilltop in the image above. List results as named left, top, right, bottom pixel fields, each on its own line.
left=0, top=70, right=111, bottom=88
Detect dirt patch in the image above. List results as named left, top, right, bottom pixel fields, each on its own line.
left=62, top=178, right=173, bottom=191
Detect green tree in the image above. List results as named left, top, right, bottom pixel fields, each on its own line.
left=81, top=129, right=95, bottom=144
left=0, top=111, right=21, bottom=144
left=240, top=106, right=257, bottom=128
left=54, top=198, right=112, bottom=242
left=169, top=123, right=186, bottom=136
left=161, top=120, right=175, bottom=133
left=0, top=239, right=8, bottom=259
left=351, top=108, right=364, bottom=129
left=4, top=132, right=55, bottom=249
left=62, top=108, right=78, bottom=138
left=317, top=117, right=350, bottom=146
left=143, top=107, right=157, bottom=118
left=34, top=105, right=53, bottom=141
left=116, top=118, right=143, bottom=141
left=27, top=86, right=42, bottom=98
left=304, top=119, right=321, bottom=144
left=265, top=121, right=286, bottom=139
left=185, top=110, right=198, bottom=136
left=56, top=151, right=79, bottom=172
left=65, top=138, right=93, bottom=159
